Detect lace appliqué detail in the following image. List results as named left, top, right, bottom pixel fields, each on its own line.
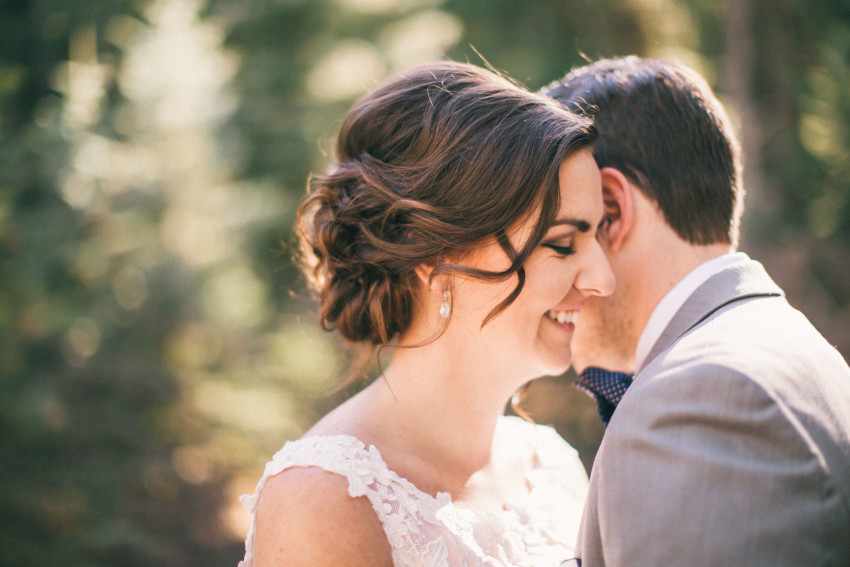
left=239, top=417, right=587, bottom=567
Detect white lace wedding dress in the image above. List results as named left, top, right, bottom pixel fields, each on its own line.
left=239, top=416, right=588, bottom=567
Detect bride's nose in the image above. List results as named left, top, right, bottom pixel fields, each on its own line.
left=574, top=240, right=615, bottom=297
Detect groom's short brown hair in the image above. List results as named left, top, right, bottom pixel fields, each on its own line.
left=543, top=56, right=743, bottom=246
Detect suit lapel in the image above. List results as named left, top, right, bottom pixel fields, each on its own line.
left=638, top=258, right=784, bottom=374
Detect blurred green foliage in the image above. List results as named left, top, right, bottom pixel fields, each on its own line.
left=1, top=0, right=848, bottom=565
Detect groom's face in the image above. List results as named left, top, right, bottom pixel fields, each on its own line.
left=570, top=228, right=640, bottom=374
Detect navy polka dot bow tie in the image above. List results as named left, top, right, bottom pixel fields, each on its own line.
left=575, top=367, right=634, bottom=426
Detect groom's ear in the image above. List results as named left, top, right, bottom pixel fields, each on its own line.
left=599, top=167, right=634, bottom=253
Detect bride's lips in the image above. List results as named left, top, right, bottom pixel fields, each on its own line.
left=545, top=309, right=579, bottom=331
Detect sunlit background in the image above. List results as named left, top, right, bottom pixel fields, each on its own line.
left=2, top=0, right=848, bottom=564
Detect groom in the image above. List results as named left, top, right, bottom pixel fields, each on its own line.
left=545, top=57, right=850, bottom=565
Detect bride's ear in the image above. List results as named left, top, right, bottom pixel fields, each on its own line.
left=414, top=263, right=435, bottom=289
left=599, top=167, right=635, bottom=252
left=414, top=262, right=447, bottom=292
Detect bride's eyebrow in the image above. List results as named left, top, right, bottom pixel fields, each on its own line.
left=550, top=217, right=591, bottom=232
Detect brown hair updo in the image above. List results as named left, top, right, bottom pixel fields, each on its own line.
left=298, top=61, right=594, bottom=369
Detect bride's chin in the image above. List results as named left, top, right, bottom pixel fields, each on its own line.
left=539, top=359, right=572, bottom=378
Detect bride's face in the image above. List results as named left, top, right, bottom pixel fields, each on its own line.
left=445, top=150, right=615, bottom=381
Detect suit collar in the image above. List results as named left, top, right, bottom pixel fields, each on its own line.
left=637, top=256, right=784, bottom=374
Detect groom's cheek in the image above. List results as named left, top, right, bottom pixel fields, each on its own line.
left=571, top=297, right=604, bottom=373
left=572, top=293, right=633, bottom=374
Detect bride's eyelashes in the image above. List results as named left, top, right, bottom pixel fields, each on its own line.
left=542, top=242, right=576, bottom=257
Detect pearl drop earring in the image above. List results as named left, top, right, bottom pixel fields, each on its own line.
left=439, top=290, right=451, bottom=319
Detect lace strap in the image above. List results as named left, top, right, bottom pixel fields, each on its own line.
left=240, top=435, right=457, bottom=567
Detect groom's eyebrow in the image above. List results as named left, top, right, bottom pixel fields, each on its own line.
left=551, top=217, right=592, bottom=232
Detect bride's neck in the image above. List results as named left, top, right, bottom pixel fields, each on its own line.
left=355, top=342, right=515, bottom=493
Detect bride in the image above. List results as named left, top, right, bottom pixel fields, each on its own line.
left=239, top=61, right=614, bottom=567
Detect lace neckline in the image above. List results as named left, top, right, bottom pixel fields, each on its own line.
left=301, top=432, right=455, bottom=505
left=240, top=416, right=589, bottom=567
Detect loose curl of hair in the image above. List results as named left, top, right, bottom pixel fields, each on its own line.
left=297, top=61, right=595, bottom=382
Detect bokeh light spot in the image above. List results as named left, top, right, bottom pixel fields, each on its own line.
left=113, top=265, right=148, bottom=310
left=380, top=10, right=463, bottom=69
left=64, top=318, right=102, bottom=363
left=306, top=39, right=386, bottom=102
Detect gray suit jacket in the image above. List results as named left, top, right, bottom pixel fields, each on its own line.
left=575, top=255, right=850, bottom=566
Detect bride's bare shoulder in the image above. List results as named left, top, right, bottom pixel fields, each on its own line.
left=252, top=467, right=393, bottom=567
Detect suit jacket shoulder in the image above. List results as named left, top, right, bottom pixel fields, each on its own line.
left=577, top=257, right=850, bottom=567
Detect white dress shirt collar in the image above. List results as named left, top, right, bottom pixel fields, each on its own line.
left=633, top=252, right=747, bottom=372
